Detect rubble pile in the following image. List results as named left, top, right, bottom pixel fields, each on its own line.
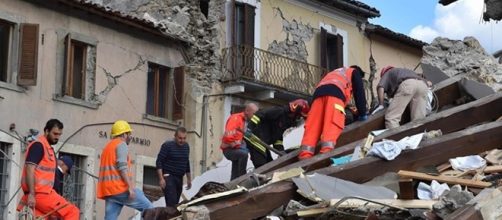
left=422, top=37, right=502, bottom=92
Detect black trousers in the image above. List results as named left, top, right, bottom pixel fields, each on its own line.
left=163, top=175, right=183, bottom=207
left=248, top=145, right=272, bottom=168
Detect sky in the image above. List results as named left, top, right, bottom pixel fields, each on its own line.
left=358, top=0, right=502, bottom=53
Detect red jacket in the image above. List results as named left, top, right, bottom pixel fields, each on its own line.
left=221, top=112, right=246, bottom=149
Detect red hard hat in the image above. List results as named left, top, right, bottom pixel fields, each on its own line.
left=289, top=99, right=310, bottom=118
left=380, top=66, right=394, bottom=77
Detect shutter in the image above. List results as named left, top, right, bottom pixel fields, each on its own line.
left=320, top=27, right=327, bottom=73
left=17, top=23, right=39, bottom=86
left=63, top=34, right=72, bottom=96
left=335, top=34, right=344, bottom=69
left=244, top=4, right=255, bottom=46
left=173, top=66, right=185, bottom=120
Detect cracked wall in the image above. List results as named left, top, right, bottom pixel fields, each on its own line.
left=267, top=8, right=314, bottom=62
left=98, top=0, right=224, bottom=89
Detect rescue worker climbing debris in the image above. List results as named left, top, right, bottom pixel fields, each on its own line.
left=17, top=119, right=80, bottom=219
left=247, top=99, right=309, bottom=168
left=299, top=65, right=368, bottom=160
left=220, top=103, right=259, bottom=180
left=372, top=66, right=430, bottom=129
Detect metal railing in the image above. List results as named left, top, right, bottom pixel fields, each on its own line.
left=221, top=45, right=325, bottom=95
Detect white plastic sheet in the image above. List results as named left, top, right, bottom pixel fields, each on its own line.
left=367, top=133, right=424, bottom=160
left=417, top=180, right=450, bottom=200
left=449, top=155, right=486, bottom=171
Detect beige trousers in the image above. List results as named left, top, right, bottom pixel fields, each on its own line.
left=385, top=79, right=428, bottom=129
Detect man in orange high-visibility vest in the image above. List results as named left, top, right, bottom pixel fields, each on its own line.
left=17, top=119, right=80, bottom=219
left=299, top=66, right=368, bottom=160
left=97, top=120, right=153, bottom=220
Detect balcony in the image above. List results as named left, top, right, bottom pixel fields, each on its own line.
left=221, top=45, right=325, bottom=100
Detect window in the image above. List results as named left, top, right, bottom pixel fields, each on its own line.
left=59, top=153, right=85, bottom=216
left=64, top=35, right=93, bottom=100
left=143, top=166, right=159, bottom=186
left=320, top=27, right=343, bottom=72
left=0, top=18, right=38, bottom=86
left=0, top=20, right=11, bottom=83
left=0, top=143, right=10, bottom=217
left=142, top=165, right=162, bottom=202
left=233, top=2, right=255, bottom=46
left=146, top=63, right=184, bottom=121
left=230, top=2, right=255, bottom=78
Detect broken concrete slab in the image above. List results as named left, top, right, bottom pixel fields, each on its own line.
left=422, top=63, right=450, bottom=85
left=460, top=78, right=495, bottom=100
left=292, top=173, right=396, bottom=202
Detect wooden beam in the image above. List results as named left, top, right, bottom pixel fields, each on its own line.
left=397, top=170, right=491, bottom=188
left=445, top=204, right=483, bottom=220
left=227, top=79, right=466, bottom=188
left=194, top=121, right=502, bottom=220
left=483, top=165, right=502, bottom=173
left=398, top=178, right=415, bottom=199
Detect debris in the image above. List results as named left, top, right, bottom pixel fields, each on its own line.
left=283, top=200, right=307, bottom=217
left=417, top=180, right=450, bottom=200
left=367, top=132, right=423, bottom=160
left=422, top=37, right=502, bottom=92
left=449, top=155, right=487, bottom=172
left=433, top=185, right=474, bottom=218
left=329, top=198, right=436, bottom=209
left=484, top=149, right=502, bottom=165
left=398, top=170, right=491, bottom=188
left=367, top=140, right=403, bottom=160
left=424, top=129, right=443, bottom=140
left=330, top=154, right=352, bottom=165
left=292, top=173, right=396, bottom=203
left=177, top=186, right=248, bottom=211
left=398, top=178, right=415, bottom=199
left=270, top=167, right=304, bottom=183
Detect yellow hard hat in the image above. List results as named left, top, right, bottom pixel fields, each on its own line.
left=111, top=120, right=132, bottom=137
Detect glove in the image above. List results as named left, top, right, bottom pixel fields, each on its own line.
left=371, top=105, right=384, bottom=115
left=244, top=128, right=253, bottom=137
left=358, top=114, right=368, bottom=121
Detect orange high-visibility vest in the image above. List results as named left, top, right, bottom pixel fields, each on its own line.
left=97, top=138, right=132, bottom=199
left=21, top=136, right=57, bottom=194
left=316, top=67, right=354, bottom=104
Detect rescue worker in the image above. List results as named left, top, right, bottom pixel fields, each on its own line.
left=247, top=99, right=309, bottom=167
left=97, top=120, right=153, bottom=220
left=372, top=66, right=429, bottom=128
left=17, top=119, right=80, bottom=219
left=221, top=103, right=259, bottom=180
left=299, top=66, right=368, bottom=160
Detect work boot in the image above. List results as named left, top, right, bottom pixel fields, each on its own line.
left=319, top=141, right=335, bottom=154
left=298, top=145, right=315, bottom=160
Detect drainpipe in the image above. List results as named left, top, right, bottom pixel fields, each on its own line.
left=200, top=93, right=239, bottom=174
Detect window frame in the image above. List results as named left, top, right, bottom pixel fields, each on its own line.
left=0, top=13, right=26, bottom=92
left=54, top=30, right=98, bottom=109
left=145, top=62, right=184, bottom=122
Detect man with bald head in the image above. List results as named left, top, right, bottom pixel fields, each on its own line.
left=220, top=103, right=258, bottom=180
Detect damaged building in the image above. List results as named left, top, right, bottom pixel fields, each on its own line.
left=4, top=0, right=499, bottom=219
